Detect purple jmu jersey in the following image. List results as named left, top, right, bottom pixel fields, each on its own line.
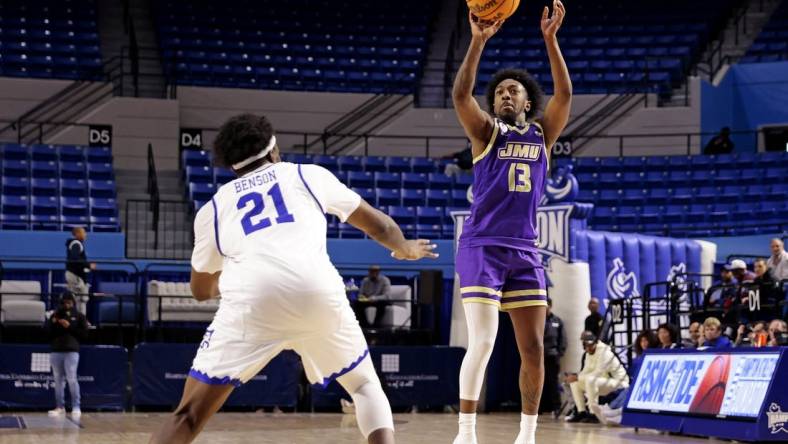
left=459, top=118, right=548, bottom=252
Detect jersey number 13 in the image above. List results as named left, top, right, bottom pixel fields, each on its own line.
left=236, top=183, right=295, bottom=235
left=508, top=163, right=532, bottom=193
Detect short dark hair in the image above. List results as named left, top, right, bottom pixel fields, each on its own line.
left=657, top=323, right=680, bottom=344
left=60, top=291, right=76, bottom=303
left=213, top=114, right=275, bottom=169
left=485, top=68, right=545, bottom=121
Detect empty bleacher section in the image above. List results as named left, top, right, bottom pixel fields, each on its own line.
left=477, top=0, right=735, bottom=96
left=0, top=0, right=103, bottom=80
left=154, top=0, right=436, bottom=93
left=556, top=151, right=788, bottom=237
left=182, top=149, right=472, bottom=239
left=742, top=1, right=788, bottom=63
left=0, top=142, right=119, bottom=231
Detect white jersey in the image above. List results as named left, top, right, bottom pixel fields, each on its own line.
left=191, top=162, right=361, bottom=321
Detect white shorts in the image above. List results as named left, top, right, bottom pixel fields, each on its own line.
left=189, top=298, right=369, bottom=388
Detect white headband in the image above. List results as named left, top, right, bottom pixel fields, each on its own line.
left=232, top=135, right=277, bottom=170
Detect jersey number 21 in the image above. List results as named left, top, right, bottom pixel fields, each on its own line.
left=237, top=183, right=295, bottom=235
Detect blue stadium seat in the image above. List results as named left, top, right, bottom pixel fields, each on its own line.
left=622, top=188, right=647, bottom=204
left=313, top=155, right=339, bottom=172
left=87, top=162, right=114, bottom=180
left=1, top=144, right=29, bottom=160
left=402, top=173, right=427, bottom=189
left=326, top=216, right=339, bottom=237
left=598, top=189, right=622, bottom=206
left=89, top=198, right=117, bottom=217
left=1, top=194, right=29, bottom=215
left=1, top=176, right=30, bottom=196
left=376, top=188, right=401, bottom=206
left=416, top=224, right=442, bottom=239
left=334, top=171, right=348, bottom=184
left=453, top=174, right=474, bottom=189
left=31, top=196, right=59, bottom=216
left=427, top=173, right=452, bottom=190
left=31, top=178, right=59, bottom=197
left=411, top=157, right=435, bottom=173
left=182, top=150, right=211, bottom=167
left=339, top=223, right=364, bottom=239
left=61, top=215, right=90, bottom=231
left=214, top=167, right=235, bottom=185
left=671, top=187, right=694, bottom=205
left=90, top=216, right=120, bottom=232
left=60, top=197, right=88, bottom=217
left=32, top=161, right=58, bottom=179
left=386, top=157, right=412, bottom=173
left=30, top=215, right=61, bottom=231
left=668, top=170, right=692, bottom=186
left=30, top=144, right=58, bottom=161
left=387, top=206, right=416, bottom=224
left=338, top=156, right=364, bottom=172
left=89, top=180, right=116, bottom=199
left=186, top=166, right=213, bottom=184
left=401, top=189, right=425, bottom=206
left=348, top=171, right=375, bottom=188
left=86, top=146, right=113, bottom=163
left=451, top=189, right=471, bottom=207
left=363, top=156, right=387, bottom=172
left=374, top=172, right=402, bottom=189
left=426, top=189, right=451, bottom=206
left=648, top=188, right=670, bottom=204
left=416, top=206, right=443, bottom=225
left=2, top=160, right=30, bottom=177
left=58, top=146, right=86, bottom=162
left=59, top=161, right=86, bottom=179
left=189, top=183, right=216, bottom=202
left=59, top=179, right=88, bottom=198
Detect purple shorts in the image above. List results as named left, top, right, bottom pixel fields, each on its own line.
left=455, top=244, right=547, bottom=311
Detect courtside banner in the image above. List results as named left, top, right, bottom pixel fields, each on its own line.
left=628, top=352, right=778, bottom=417
left=623, top=348, right=788, bottom=442
left=0, top=344, right=127, bottom=410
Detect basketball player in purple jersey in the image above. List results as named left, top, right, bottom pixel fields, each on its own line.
left=451, top=2, right=571, bottom=444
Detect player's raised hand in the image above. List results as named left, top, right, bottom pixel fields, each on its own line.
left=469, top=11, right=504, bottom=42
left=391, top=239, right=440, bottom=261
left=541, top=0, right=566, bottom=40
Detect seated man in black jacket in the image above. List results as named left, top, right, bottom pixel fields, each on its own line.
left=48, top=292, right=88, bottom=421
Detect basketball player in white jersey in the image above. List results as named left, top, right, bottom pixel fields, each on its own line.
left=149, top=114, right=438, bottom=444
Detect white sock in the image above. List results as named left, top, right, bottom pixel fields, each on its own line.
left=514, top=413, right=537, bottom=444
left=454, top=413, right=477, bottom=443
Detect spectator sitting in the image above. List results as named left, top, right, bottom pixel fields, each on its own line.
left=768, top=319, right=787, bottom=347
left=584, top=297, right=603, bottom=337
left=699, top=317, right=732, bottom=349
left=767, top=238, right=788, bottom=282
left=703, top=127, right=734, bottom=155
left=707, top=265, right=738, bottom=308
left=685, top=321, right=702, bottom=348
left=443, top=145, right=473, bottom=178
left=356, top=265, right=392, bottom=328
left=595, top=330, right=659, bottom=425
left=657, top=323, right=681, bottom=349
left=565, top=331, right=628, bottom=424
left=735, top=321, right=768, bottom=347
left=730, top=259, right=756, bottom=283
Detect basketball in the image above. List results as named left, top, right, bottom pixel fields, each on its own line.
left=467, top=0, right=521, bottom=21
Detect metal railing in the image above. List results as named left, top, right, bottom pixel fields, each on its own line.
left=125, top=200, right=193, bottom=260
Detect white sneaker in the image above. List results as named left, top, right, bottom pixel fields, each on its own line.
left=71, top=408, right=81, bottom=421
left=453, top=433, right=478, bottom=444
left=48, top=407, right=65, bottom=417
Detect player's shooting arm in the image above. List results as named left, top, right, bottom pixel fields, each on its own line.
left=452, top=13, right=501, bottom=150
left=539, top=0, right=571, bottom=152
left=190, top=269, right=221, bottom=301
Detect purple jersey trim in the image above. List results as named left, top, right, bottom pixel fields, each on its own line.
left=317, top=349, right=369, bottom=389
left=188, top=368, right=242, bottom=387
left=298, top=164, right=325, bottom=213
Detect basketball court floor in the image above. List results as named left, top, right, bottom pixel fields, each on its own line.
left=0, top=412, right=727, bottom=443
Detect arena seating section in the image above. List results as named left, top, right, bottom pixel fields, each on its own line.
left=182, top=149, right=471, bottom=239
left=477, top=0, right=735, bottom=95
left=741, top=1, right=788, bottom=63
left=556, top=152, right=788, bottom=237
left=0, top=143, right=119, bottom=231
left=0, top=0, right=102, bottom=80
left=154, top=0, right=436, bottom=93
